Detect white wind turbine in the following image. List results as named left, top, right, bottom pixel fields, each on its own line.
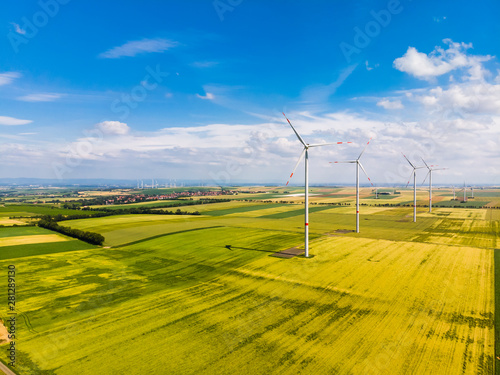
left=330, top=138, right=373, bottom=233
left=421, top=158, right=447, bottom=213
left=461, top=182, right=468, bottom=202
left=402, top=153, right=425, bottom=223
left=283, top=112, right=352, bottom=258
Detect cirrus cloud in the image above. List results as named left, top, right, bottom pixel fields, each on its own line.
left=17, top=93, right=63, bottom=102
left=0, top=72, right=21, bottom=86
left=99, top=38, right=178, bottom=59
left=0, top=116, right=32, bottom=126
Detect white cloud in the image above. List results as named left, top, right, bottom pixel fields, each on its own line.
left=394, top=39, right=492, bottom=81
left=96, top=121, right=130, bottom=135
left=414, top=83, right=500, bottom=115
left=0, top=72, right=21, bottom=86
left=3, top=108, right=498, bottom=184
left=377, top=99, right=403, bottom=110
left=196, top=92, right=215, bottom=100
left=433, top=16, right=447, bottom=23
left=191, top=61, right=219, bottom=68
left=10, top=22, right=26, bottom=35
left=365, top=61, right=379, bottom=71
left=0, top=116, right=32, bottom=126
left=17, top=93, right=63, bottom=102
left=99, top=38, right=178, bottom=59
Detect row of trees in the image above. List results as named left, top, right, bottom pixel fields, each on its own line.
left=91, top=207, right=201, bottom=215
left=38, top=219, right=105, bottom=245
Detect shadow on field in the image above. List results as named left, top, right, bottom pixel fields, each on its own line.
left=224, top=245, right=275, bottom=253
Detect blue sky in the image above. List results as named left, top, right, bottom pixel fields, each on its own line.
left=1, top=0, right=499, bottom=185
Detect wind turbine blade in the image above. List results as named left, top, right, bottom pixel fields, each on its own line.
left=358, top=138, right=372, bottom=160
left=405, top=170, right=414, bottom=188
left=285, top=148, right=306, bottom=186
left=329, top=160, right=356, bottom=164
left=401, top=152, right=415, bottom=168
left=359, top=162, right=374, bottom=186
left=282, top=112, right=307, bottom=147
left=422, top=170, right=430, bottom=185
left=420, top=157, right=430, bottom=169
left=308, top=141, right=353, bottom=147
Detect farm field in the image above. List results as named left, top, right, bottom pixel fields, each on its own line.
left=0, top=226, right=98, bottom=260
left=0, top=186, right=498, bottom=374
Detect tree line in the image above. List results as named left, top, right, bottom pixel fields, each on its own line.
left=38, top=219, right=105, bottom=246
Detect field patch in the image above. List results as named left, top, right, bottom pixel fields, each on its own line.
left=0, top=240, right=98, bottom=260
left=2, top=234, right=492, bottom=374
left=203, top=203, right=286, bottom=216
left=0, top=226, right=49, bottom=238
left=259, top=205, right=337, bottom=219
left=0, top=204, right=98, bottom=218
left=0, top=234, right=69, bottom=247
left=0, top=218, right=26, bottom=226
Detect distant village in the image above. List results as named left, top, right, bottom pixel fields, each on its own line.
left=103, top=189, right=237, bottom=205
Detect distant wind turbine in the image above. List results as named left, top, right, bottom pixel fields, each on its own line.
left=461, top=182, right=468, bottom=202
left=283, top=112, right=352, bottom=257
left=330, top=138, right=373, bottom=233
left=421, top=158, right=447, bottom=213
left=402, top=153, right=425, bottom=223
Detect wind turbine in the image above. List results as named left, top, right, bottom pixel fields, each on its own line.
left=461, top=182, right=468, bottom=202
left=402, top=153, right=425, bottom=223
left=282, top=112, right=351, bottom=258
left=452, top=185, right=456, bottom=200
left=330, top=138, right=373, bottom=233
left=421, top=158, right=447, bottom=213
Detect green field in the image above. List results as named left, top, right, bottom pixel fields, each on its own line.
left=0, top=226, right=98, bottom=260
left=0, top=187, right=498, bottom=374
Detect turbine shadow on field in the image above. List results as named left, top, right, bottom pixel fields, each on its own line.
left=224, top=245, right=276, bottom=253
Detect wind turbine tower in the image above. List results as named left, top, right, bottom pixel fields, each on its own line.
left=421, top=158, right=447, bottom=213
left=331, top=138, right=373, bottom=233
left=402, top=153, right=425, bottom=223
